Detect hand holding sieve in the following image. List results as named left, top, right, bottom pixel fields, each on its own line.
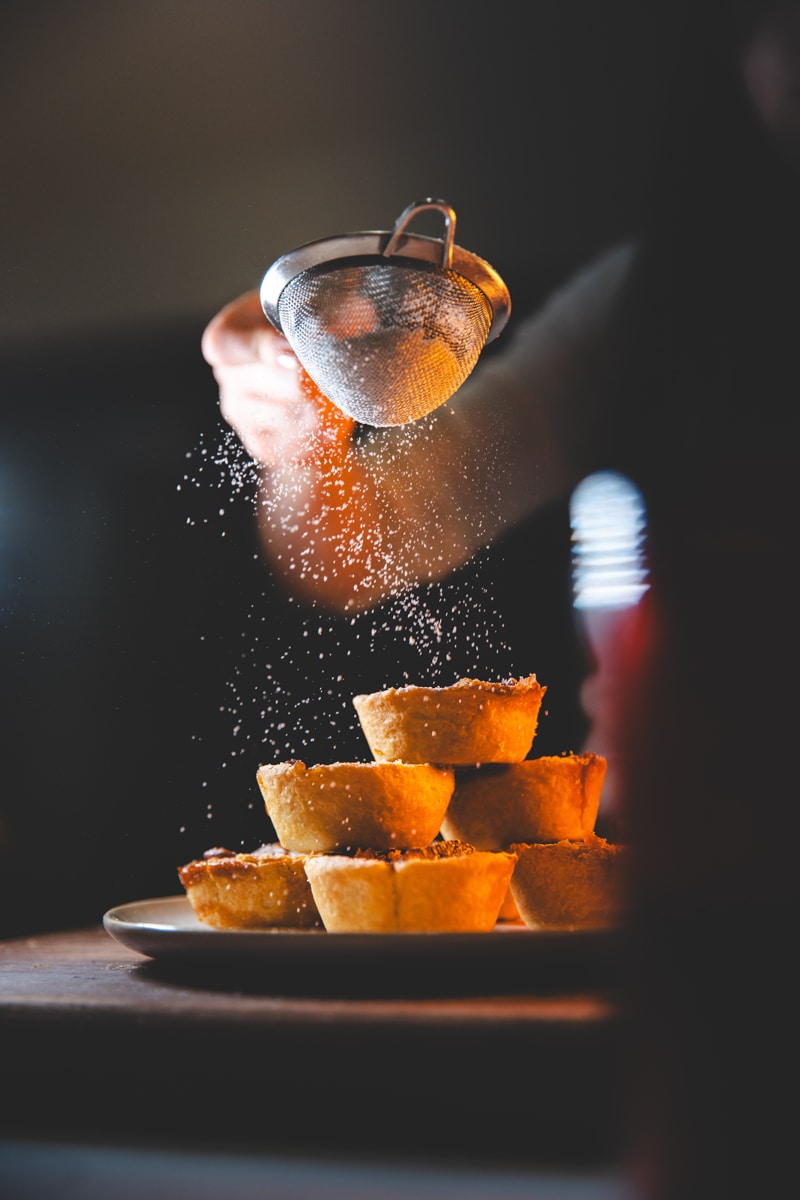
left=259, top=199, right=511, bottom=427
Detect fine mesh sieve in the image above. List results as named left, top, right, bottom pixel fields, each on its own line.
left=259, top=199, right=511, bottom=426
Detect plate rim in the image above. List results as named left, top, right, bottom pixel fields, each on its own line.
left=102, top=893, right=617, bottom=962
left=103, top=894, right=546, bottom=941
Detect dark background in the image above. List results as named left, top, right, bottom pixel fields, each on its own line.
left=1, top=1, right=674, bottom=935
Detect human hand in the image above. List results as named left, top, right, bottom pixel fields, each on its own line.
left=201, top=290, right=356, bottom=466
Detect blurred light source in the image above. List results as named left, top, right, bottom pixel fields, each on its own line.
left=570, top=470, right=649, bottom=829
left=570, top=470, right=649, bottom=611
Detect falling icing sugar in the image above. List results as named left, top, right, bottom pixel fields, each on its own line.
left=178, top=411, right=517, bottom=841
left=179, top=427, right=260, bottom=510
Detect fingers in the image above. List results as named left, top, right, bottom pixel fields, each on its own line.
left=215, top=359, right=306, bottom=466
left=212, top=346, right=356, bottom=466
left=214, top=359, right=300, bottom=407
left=201, top=290, right=294, bottom=368
left=219, top=391, right=301, bottom=464
left=219, top=374, right=354, bottom=467
left=202, top=289, right=357, bottom=467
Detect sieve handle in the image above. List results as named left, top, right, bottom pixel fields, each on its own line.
left=382, top=198, right=456, bottom=268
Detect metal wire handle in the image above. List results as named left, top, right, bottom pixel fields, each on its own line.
left=382, top=198, right=456, bottom=267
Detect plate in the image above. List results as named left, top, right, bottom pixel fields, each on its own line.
left=103, top=896, right=621, bottom=991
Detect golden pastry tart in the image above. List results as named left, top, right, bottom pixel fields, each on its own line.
left=256, top=759, right=455, bottom=853
left=178, top=843, right=321, bottom=930
left=303, top=840, right=518, bottom=933
left=352, top=675, right=546, bottom=765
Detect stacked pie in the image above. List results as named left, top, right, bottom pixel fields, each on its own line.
left=179, top=673, right=629, bottom=933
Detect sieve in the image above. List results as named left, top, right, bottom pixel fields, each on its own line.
left=259, top=198, right=511, bottom=426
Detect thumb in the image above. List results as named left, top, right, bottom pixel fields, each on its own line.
left=201, top=290, right=287, bottom=367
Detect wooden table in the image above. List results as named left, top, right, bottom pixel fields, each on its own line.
left=0, top=920, right=630, bottom=1172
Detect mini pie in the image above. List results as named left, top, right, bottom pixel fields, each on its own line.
left=352, top=675, right=547, bottom=765
left=508, top=835, right=629, bottom=929
left=303, top=840, right=518, bottom=933
left=256, top=759, right=455, bottom=853
left=441, top=753, right=607, bottom=846
left=178, top=843, right=322, bottom=930
left=440, top=752, right=607, bottom=923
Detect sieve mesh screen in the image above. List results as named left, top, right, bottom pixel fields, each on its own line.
left=277, top=260, right=493, bottom=426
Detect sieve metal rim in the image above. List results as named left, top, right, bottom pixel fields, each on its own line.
left=260, top=228, right=510, bottom=342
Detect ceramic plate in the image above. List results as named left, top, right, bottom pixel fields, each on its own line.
left=103, top=895, right=621, bottom=991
